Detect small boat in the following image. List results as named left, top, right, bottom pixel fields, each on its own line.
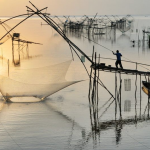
left=142, top=81, right=150, bottom=96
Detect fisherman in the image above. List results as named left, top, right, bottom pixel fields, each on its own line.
left=112, top=50, right=123, bottom=69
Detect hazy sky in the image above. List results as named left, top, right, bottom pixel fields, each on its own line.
left=0, top=0, right=150, bottom=16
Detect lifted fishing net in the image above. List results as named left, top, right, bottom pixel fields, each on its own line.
left=0, top=60, right=81, bottom=102
left=9, top=60, right=73, bottom=84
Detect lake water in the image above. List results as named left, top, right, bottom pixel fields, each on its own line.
left=0, top=16, right=150, bottom=149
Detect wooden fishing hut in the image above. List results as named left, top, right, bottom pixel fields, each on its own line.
left=12, top=33, right=42, bottom=66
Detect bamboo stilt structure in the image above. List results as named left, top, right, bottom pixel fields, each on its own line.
left=135, top=63, right=138, bottom=122
left=140, top=75, right=142, bottom=117
left=115, top=72, right=117, bottom=119
left=119, top=73, right=122, bottom=118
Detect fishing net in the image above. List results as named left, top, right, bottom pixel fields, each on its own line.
left=9, top=60, right=73, bottom=84
left=0, top=60, right=81, bottom=102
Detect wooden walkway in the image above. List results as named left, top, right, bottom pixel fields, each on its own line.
left=91, top=64, right=150, bottom=76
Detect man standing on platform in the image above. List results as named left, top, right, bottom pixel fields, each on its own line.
left=112, top=50, right=123, bottom=69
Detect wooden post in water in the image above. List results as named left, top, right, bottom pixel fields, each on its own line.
left=119, top=73, right=122, bottom=118
left=94, top=52, right=97, bottom=107
left=97, top=54, right=100, bottom=125
left=97, top=54, right=100, bottom=103
left=135, top=62, right=138, bottom=121
left=94, top=52, right=97, bottom=128
left=115, top=72, right=117, bottom=119
left=140, top=75, right=142, bottom=117
left=96, top=52, right=99, bottom=128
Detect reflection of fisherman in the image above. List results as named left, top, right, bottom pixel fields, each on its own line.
left=112, top=50, right=123, bottom=69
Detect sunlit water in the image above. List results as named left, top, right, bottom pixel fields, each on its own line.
left=0, top=16, right=150, bottom=149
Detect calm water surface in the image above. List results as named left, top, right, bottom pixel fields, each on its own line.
left=0, top=16, right=150, bottom=149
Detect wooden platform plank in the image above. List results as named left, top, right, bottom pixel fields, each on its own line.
left=91, top=65, right=150, bottom=76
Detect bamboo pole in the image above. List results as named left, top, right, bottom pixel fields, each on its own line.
left=140, top=75, right=141, bottom=117
left=93, top=52, right=97, bottom=128
left=88, top=47, right=95, bottom=127
left=97, top=54, right=100, bottom=125
left=115, top=72, right=117, bottom=119
left=89, top=46, right=94, bottom=100
left=135, top=63, right=138, bottom=121
left=119, top=73, right=122, bottom=118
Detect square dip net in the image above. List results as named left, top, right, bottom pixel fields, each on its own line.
left=0, top=60, right=81, bottom=102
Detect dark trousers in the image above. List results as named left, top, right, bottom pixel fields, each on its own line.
left=115, top=60, right=123, bottom=69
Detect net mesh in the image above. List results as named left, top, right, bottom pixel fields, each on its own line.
left=0, top=60, right=81, bottom=102
left=9, top=60, right=73, bottom=84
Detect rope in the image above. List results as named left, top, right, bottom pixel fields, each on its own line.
left=83, top=35, right=113, bottom=52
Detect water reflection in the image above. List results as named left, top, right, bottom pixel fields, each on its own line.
left=0, top=81, right=149, bottom=150
left=0, top=15, right=150, bottom=149
left=83, top=102, right=150, bottom=149
left=85, top=70, right=150, bottom=149
left=124, top=100, right=131, bottom=112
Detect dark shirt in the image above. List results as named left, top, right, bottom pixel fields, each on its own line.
left=114, top=52, right=122, bottom=61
